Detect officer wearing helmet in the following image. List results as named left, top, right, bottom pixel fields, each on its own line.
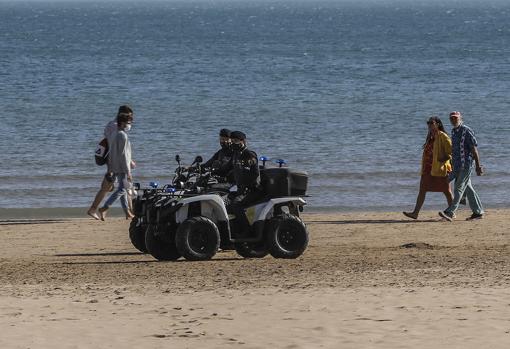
left=225, top=131, right=263, bottom=234
left=203, top=128, right=233, bottom=181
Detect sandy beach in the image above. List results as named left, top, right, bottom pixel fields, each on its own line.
left=1, top=209, right=509, bottom=348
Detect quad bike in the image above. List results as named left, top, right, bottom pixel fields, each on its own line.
left=138, top=155, right=309, bottom=261
left=129, top=155, right=230, bottom=253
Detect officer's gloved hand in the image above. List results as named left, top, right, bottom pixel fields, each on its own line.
left=226, top=190, right=243, bottom=204
left=211, top=160, right=221, bottom=170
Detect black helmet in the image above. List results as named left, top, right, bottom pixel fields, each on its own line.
left=219, top=128, right=231, bottom=137
left=230, top=131, right=246, bottom=141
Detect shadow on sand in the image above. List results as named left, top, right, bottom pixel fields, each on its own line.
left=307, top=219, right=439, bottom=225
left=0, top=219, right=69, bottom=226
left=55, top=252, right=144, bottom=257
left=60, top=257, right=244, bottom=265
left=56, top=251, right=243, bottom=265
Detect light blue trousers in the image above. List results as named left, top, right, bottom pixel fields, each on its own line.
left=445, top=167, right=484, bottom=215
left=102, top=173, right=129, bottom=214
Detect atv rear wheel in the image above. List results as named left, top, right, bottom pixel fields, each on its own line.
left=129, top=217, right=147, bottom=253
left=145, top=224, right=181, bottom=261
left=175, top=216, right=220, bottom=261
left=235, top=241, right=269, bottom=258
left=265, top=214, right=308, bottom=259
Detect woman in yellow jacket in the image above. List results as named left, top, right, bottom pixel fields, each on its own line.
left=404, top=116, right=453, bottom=219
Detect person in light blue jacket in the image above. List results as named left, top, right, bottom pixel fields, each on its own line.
left=87, top=105, right=133, bottom=220
left=98, top=112, right=135, bottom=220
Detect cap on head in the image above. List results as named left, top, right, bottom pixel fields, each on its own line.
left=230, top=131, right=246, bottom=141
left=449, top=111, right=461, bottom=118
left=219, top=128, right=231, bottom=137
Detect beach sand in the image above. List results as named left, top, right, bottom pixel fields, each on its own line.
left=1, top=209, right=509, bottom=348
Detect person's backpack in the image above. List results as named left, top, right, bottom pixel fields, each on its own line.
left=95, top=138, right=109, bottom=166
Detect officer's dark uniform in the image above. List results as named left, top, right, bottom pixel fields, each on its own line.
left=203, top=147, right=233, bottom=180
left=225, top=131, right=263, bottom=235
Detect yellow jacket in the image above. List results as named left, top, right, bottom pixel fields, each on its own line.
left=421, top=130, right=452, bottom=177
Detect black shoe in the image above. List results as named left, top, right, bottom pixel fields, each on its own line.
left=438, top=210, right=453, bottom=222
left=466, top=213, right=484, bottom=221
left=403, top=211, right=418, bottom=220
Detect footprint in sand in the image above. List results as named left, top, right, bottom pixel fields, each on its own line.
left=151, top=334, right=167, bottom=338
left=285, top=345, right=300, bottom=349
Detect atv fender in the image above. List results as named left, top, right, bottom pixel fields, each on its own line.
left=254, top=197, right=307, bottom=223
left=174, top=194, right=229, bottom=224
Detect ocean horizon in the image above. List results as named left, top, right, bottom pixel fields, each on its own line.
left=1, top=0, right=509, bottom=214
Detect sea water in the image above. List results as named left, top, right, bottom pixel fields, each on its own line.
left=0, top=0, right=509, bottom=212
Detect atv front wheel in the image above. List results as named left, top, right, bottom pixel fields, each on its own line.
left=175, top=216, right=220, bottom=261
left=145, top=224, right=181, bottom=261
left=265, top=214, right=309, bottom=259
left=129, top=217, right=147, bottom=253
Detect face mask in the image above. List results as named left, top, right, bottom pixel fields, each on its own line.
left=124, top=124, right=132, bottom=132
left=220, top=142, right=230, bottom=150
left=232, top=143, right=245, bottom=152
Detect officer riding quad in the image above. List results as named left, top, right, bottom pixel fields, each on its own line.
left=144, top=163, right=309, bottom=261
left=129, top=156, right=230, bottom=253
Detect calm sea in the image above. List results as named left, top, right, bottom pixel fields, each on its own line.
left=1, top=0, right=509, bottom=213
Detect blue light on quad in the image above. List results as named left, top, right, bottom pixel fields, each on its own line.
left=149, top=181, right=159, bottom=188
left=274, top=159, right=286, bottom=167
left=260, top=156, right=269, bottom=168
left=165, top=187, right=176, bottom=193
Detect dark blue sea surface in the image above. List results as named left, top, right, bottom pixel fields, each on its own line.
left=0, top=0, right=509, bottom=211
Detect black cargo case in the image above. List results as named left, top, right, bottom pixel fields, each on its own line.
left=260, top=168, right=308, bottom=198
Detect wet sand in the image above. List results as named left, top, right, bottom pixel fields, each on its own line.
left=1, top=209, right=509, bottom=348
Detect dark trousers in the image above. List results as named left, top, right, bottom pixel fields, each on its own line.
left=226, top=190, right=263, bottom=235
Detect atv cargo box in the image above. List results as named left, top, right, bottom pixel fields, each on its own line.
left=261, top=168, right=308, bottom=198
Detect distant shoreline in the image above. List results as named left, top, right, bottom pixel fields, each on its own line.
left=0, top=208, right=126, bottom=220
left=1, top=205, right=507, bottom=220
